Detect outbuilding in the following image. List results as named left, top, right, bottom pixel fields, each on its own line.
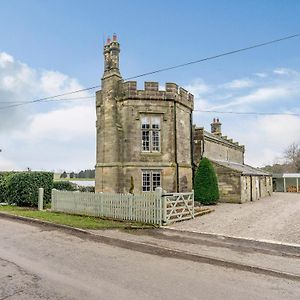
left=273, top=173, right=300, bottom=192
left=212, top=160, right=273, bottom=203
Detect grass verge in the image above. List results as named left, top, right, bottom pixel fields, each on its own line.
left=0, top=205, right=152, bottom=230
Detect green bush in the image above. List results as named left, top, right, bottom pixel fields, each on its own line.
left=53, top=181, right=77, bottom=191
left=78, top=185, right=95, bottom=193
left=194, top=158, right=219, bottom=205
left=6, top=172, right=53, bottom=207
left=0, top=172, right=15, bottom=202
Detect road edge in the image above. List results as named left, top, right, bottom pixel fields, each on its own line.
left=0, top=211, right=299, bottom=282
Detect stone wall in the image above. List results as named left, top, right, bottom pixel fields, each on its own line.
left=193, top=127, right=245, bottom=165
left=212, top=162, right=272, bottom=204
left=212, top=163, right=242, bottom=203
left=96, top=78, right=194, bottom=193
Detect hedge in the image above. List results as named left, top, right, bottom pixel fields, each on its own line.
left=194, top=158, right=219, bottom=205
left=53, top=181, right=77, bottom=191
left=2, top=172, right=54, bottom=207
left=0, top=172, right=15, bottom=201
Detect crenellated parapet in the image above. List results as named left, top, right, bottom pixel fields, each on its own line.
left=121, top=81, right=194, bottom=110
left=194, top=127, right=245, bottom=152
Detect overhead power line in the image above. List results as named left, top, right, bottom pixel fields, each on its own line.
left=195, top=110, right=300, bottom=116
left=0, top=88, right=99, bottom=110
left=0, top=96, right=95, bottom=106
left=124, top=33, right=300, bottom=80
left=0, top=32, right=299, bottom=111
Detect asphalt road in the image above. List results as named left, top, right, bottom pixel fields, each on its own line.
left=0, top=218, right=299, bottom=300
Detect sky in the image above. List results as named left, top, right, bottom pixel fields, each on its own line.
left=0, top=0, right=300, bottom=172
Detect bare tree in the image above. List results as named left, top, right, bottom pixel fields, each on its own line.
left=284, top=143, right=300, bottom=172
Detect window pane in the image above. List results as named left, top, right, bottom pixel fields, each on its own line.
left=142, top=172, right=151, bottom=192
left=152, top=171, right=161, bottom=191
left=152, top=131, right=160, bottom=152
left=151, top=116, right=160, bottom=129
left=142, top=131, right=150, bottom=151
left=141, top=116, right=150, bottom=129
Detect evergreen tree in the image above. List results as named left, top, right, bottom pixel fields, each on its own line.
left=194, top=158, right=219, bottom=205
left=60, top=171, right=67, bottom=179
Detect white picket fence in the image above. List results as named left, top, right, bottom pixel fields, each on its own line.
left=51, top=188, right=194, bottom=226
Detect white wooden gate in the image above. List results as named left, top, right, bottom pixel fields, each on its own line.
left=162, top=190, right=194, bottom=225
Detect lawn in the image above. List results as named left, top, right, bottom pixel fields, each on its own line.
left=0, top=205, right=151, bottom=229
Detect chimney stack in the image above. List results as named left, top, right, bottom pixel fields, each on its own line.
left=211, top=118, right=222, bottom=136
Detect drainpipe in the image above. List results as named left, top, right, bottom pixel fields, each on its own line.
left=190, top=112, right=195, bottom=181
left=250, top=175, right=253, bottom=201
left=174, top=102, right=179, bottom=192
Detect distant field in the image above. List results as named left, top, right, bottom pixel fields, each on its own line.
left=54, top=178, right=95, bottom=181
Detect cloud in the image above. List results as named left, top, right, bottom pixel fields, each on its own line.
left=0, top=51, right=88, bottom=131
left=235, top=115, right=300, bottom=166
left=0, top=52, right=14, bottom=68
left=0, top=52, right=95, bottom=171
left=184, top=78, right=211, bottom=98
left=222, top=79, right=253, bottom=89
left=191, top=67, right=300, bottom=167
left=273, top=68, right=290, bottom=75
left=23, top=104, right=95, bottom=141
left=210, top=85, right=294, bottom=110
left=254, top=72, right=268, bottom=78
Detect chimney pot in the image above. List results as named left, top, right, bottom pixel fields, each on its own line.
left=106, top=36, right=111, bottom=44
left=112, top=33, right=117, bottom=41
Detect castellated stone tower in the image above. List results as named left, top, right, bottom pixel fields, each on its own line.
left=95, top=35, right=194, bottom=193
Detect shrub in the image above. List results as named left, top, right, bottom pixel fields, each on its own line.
left=6, top=172, right=53, bottom=207
left=53, top=180, right=77, bottom=191
left=194, top=158, right=219, bottom=205
left=129, top=176, right=134, bottom=194
left=0, top=172, right=15, bottom=202
left=78, top=185, right=95, bottom=193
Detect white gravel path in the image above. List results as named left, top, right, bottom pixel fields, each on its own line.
left=170, top=193, right=300, bottom=244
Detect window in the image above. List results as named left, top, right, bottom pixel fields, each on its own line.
left=142, top=170, right=161, bottom=192
left=141, top=115, right=160, bottom=152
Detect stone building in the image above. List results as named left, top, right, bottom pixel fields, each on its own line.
left=193, top=119, right=272, bottom=203
left=193, top=119, right=245, bottom=164
left=95, top=35, right=194, bottom=193
left=95, top=36, right=272, bottom=202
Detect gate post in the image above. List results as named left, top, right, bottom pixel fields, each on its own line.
left=155, top=187, right=164, bottom=226
left=38, top=188, right=44, bottom=211
left=192, top=189, right=195, bottom=219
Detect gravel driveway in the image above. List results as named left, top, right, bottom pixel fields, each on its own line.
left=170, top=193, right=300, bottom=245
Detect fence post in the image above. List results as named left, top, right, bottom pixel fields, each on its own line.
left=155, top=187, right=163, bottom=226
left=192, top=189, right=195, bottom=219
left=38, top=188, right=44, bottom=211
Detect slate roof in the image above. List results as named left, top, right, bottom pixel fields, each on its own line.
left=212, top=160, right=271, bottom=176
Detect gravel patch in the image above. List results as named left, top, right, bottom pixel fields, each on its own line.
left=170, top=193, right=300, bottom=244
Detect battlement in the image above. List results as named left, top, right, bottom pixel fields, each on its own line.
left=221, top=135, right=245, bottom=150
left=193, top=127, right=244, bottom=151
left=121, top=81, right=194, bottom=110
